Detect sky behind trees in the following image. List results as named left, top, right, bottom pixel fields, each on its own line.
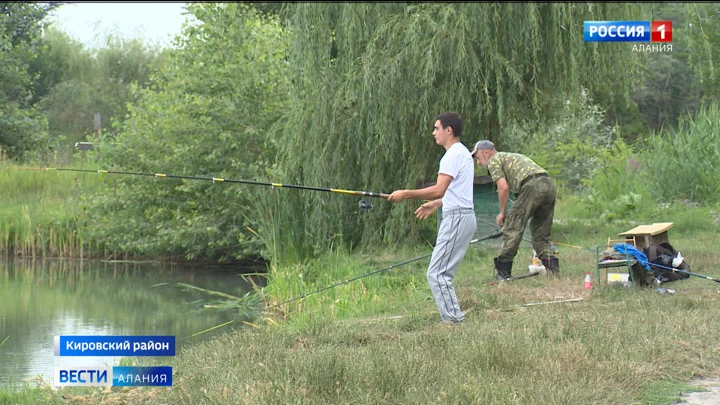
left=45, top=2, right=192, bottom=48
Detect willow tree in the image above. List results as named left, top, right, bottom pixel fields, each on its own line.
left=671, top=3, right=718, bottom=107
left=273, top=3, right=647, bottom=256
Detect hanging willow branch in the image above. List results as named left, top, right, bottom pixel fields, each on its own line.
left=275, top=3, right=652, bottom=254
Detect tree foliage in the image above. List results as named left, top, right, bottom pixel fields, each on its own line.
left=580, top=101, right=720, bottom=222
left=0, top=2, right=163, bottom=161
left=275, top=3, right=646, bottom=255
left=32, top=25, right=164, bottom=158
left=5, top=2, right=714, bottom=263
left=501, top=89, right=617, bottom=193
left=0, top=2, right=58, bottom=159
left=601, top=3, right=718, bottom=140
left=682, top=2, right=720, bottom=101
left=79, top=3, right=289, bottom=261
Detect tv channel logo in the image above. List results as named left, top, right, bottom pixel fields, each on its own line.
left=584, top=21, right=672, bottom=42
left=54, top=366, right=172, bottom=387
left=54, top=367, right=112, bottom=387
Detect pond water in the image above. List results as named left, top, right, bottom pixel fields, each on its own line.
left=0, top=258, right=263, bottom=389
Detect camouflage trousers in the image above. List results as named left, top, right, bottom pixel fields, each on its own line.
left=497, top=176, right=556, bottom=263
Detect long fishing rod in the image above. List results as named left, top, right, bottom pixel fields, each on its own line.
left=267, top=230, right=504, bottom=310
left=26, top=167, right=391, bottom=199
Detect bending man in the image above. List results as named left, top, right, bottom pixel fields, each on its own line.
left=388, top=112, right=476, bottom=323
left=471, top=140, right=558, bottom=280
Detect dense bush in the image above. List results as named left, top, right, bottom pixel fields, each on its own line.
left=79, top=4, right=289, bottom=262
left=499, top=89, right=616, bottom=193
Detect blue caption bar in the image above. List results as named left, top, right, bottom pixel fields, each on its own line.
left=54, top=335, right=175, bottom=356
left=584, top=21, right=650, bottom=42
left=113, top=366, right=173, bottom=387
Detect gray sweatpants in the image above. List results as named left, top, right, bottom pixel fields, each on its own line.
left=427, top=207, right=477, bottom=323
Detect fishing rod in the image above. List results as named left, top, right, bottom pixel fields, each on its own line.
left=649, top=261, right=720, bottom=284
left=552, top=241, right=596, bottom=253
left=26, top=167, right=391, bottom=200
left=475, top=216, right=532, bottom=244
left=475, top=216, right=596, bottom=253
left=267, top=230, right=504, bottom=310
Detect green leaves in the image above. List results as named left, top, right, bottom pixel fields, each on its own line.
left=80, top=3, right=289, bottom=262
left=0, top=2, right=56, bottom=160
left=35, top=3, right=718, bottom=264
left=276, top=3, right=646, bottom=252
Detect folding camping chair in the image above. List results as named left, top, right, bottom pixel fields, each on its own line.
left=595, top=236, right=637, bottom=287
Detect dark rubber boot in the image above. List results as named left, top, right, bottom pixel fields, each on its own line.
left=494, top=258, right=513, bottom=281
left=541, top=256, right=560, bottom=275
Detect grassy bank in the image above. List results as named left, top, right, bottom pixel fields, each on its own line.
left=0, top=161, right=106, bottom=258
left=5, top=198, right=720, bottom=404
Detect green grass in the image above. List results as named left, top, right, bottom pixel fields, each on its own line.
left=6, top=198, right=720, bottom=404
left=635, top=379, right=706, bottom=405
left=0, top=384, right=60, bottom=405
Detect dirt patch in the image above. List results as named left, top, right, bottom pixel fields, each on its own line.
left=674, top=379, right=720, bottom=405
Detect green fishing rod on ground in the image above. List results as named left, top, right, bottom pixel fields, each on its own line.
left=29, top=167, right=391, bottom=199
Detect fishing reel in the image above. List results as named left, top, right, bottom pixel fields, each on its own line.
left=358, top=199, right=373, bottom=210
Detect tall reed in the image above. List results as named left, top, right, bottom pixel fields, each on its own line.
left=642, top=102, right=720, bottom=204
left=0, top=160, right=103, bottom=258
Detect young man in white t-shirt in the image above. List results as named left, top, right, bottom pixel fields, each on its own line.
left=388, top=112, right=476, bottom=323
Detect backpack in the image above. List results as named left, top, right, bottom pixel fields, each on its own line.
left=644, top=242, right=690, bottom=282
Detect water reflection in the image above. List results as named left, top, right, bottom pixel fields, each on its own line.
left=0, top=258, right=262, bottom=388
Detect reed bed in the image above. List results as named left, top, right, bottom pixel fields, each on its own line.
left=0, top=160, right=103, bottom=258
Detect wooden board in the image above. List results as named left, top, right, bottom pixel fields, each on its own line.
left=618, top=222, right=674, bottom=237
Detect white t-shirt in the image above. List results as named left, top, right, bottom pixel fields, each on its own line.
left=438, top=142, right=474, bottom=210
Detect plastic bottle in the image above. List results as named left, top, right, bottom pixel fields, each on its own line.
left=584, top=271, right=593, bottom=290
left=529, top=252, right=546, bottom=274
